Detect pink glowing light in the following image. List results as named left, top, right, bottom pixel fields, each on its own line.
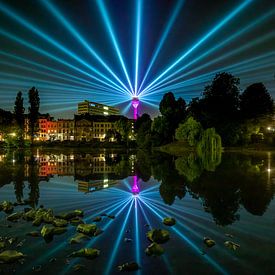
left=132, top=97, right=140, bottom=120
left=132, top=175, right=139, bottom=195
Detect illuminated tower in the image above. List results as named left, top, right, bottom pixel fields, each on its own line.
left=132, top=97, right=139, bottom=120
left=132, top=175, right=139, bottom=195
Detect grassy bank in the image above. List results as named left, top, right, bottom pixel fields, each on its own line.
left=156, top=141, right=194, bottom=156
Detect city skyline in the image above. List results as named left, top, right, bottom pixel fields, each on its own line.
left=0, top=0, right=274, bottom=119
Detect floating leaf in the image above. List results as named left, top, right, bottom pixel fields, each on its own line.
left=147, top=229, right=170, bottom=244
left=204, top=237, right=216, bottom=248
left=163, top=217, right=176, bottom=226
left=145, top=243, right=164, bottom=256
left=76, top=224, right=97, bottom=236
left=69, top=233, right=90, bottom=244
left=0, top=250, right=25, bottom=263
left=69, top=248, right=100, bottom=259
left=224, top=241, right=240, bottom=250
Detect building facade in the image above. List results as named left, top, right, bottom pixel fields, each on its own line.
left=78, top=100, right=120, bottom=116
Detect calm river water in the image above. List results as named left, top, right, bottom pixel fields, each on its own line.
left=0, top=149, right=274, bottom=274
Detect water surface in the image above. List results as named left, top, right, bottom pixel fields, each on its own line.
left=0, top=149, right=274, bottom=274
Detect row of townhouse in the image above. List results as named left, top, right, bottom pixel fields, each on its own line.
left=25, top=113, right=133, bottom=142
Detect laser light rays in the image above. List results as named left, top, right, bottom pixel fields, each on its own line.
left=96, top=0, right=134, bottom=94
left=140, top=0, right=253, bottom=96
left=134, top=0, right=142, bottom=96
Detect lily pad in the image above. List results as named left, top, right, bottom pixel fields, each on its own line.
left=53, top=227, right=67, bottom=235
left=7, top=212, right=22, bottom=222
left=70, top=217, right=84, bottom=226
left=203, top=237, right=216, bottom=248
left=69, top=233, right=90, bottom=244
left=147, top=229, right=170, bottom=244
left=52, top=218, right=68, bottom=227
left=145, top=242, right=164, bottom=256
left=23, top=209, right=36, bottom=221
left=41, top=225, right=54, bottom=242
left=1, top=201, right=14, bottom=214
left=0, top=250, right=25, bottom=263
left=76, top=224, right=97, bottom=236
left=163, top=217, right=176, bottom=226
left=69, top=248, right=100, bottom=259
left=118, top=262, right=140, bottom=272
left=224, top=241, right=240, bottom=250
left=32, top=217, right=43, bottom=226
left=57, top=210, right=84, bottom=220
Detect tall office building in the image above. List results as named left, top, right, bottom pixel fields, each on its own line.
left=78, top=100, right=120, bottom=116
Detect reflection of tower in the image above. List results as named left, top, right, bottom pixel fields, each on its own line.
left=132, top=175, right=139, bottom=195
left=132, top=97, right=140, bottom=120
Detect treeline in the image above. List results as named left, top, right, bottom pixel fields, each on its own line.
left=136, top=72, right=273, bottom=147
left=0, top=87, right=40, bottom=147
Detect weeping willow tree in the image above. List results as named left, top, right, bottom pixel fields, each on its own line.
left=197, top=128, right=222, bottom=171
left=175, top=153, right=203, bottom=183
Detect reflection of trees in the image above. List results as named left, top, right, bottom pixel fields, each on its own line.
left=136, top=150, right=152, bottom=182
left=151, top=152, right=186, bottom=205
left=175, top=153, right=203, bottom=182
left=28, top=156, right=40, bottom=208
left=175, top=150, right=222, bottom=184
left=188, top=154, right=274, bottom=225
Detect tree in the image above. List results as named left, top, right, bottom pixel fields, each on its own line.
left=14, top=91, right=25, bottom=147
left=197, top=128, right=222, bottom=159
left=156, top=92, right=187, bottom=144
left=240, top=83, right=273, bottom=120
left=202, top=72, right=240, bottom=124
left=114, top=118, right=132, bottom=146
left=175, top=117, right=203, bottom=146
left=136, top=114, right=152, bottom=148
left=28, top=87, right=40, bottom=144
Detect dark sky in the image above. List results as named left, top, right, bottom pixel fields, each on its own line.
left=0, top=0, right=274, bottom=118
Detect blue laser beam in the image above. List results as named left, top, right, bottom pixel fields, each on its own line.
left=0, top=2, right=131, bottom=96
left=134, top=0, right=142, bottom=95
left=140, top=0, right=252, bottom=96
left=140, top=9, right=274, bottom=96
left=137, top=0, right=185, bottom=94
left=41, top=0, right=132, bottom=96
left=96, top=0, right=134, bottom=94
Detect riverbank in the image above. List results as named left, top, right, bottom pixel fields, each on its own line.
left=157, top=141, right=275, bottom=156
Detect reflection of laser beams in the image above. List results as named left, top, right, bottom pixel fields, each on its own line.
left=139, top=197, right=228, bottom=275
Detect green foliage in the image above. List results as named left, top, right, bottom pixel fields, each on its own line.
left=157, top=92, right=187, bottom=144
left=240, top=82, right=273, bottom=120
left=175, top=117, right=203, bottom=146
left=175, top=153, right=203, bottom=182
left=28, top=87, right=40, bottom=144
left=14, top=91, right=25, bottom=147
left=114, top=118, right=132, bottom=145
left=197, top=128, right=222, bottom=157
left=136, top=114, right=152, bottom=148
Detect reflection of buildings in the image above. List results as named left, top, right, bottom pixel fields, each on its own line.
left=78, top=179, right=118, bottom=193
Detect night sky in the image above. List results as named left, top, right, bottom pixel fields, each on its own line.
left=0, top=0, right=274, bottom=118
